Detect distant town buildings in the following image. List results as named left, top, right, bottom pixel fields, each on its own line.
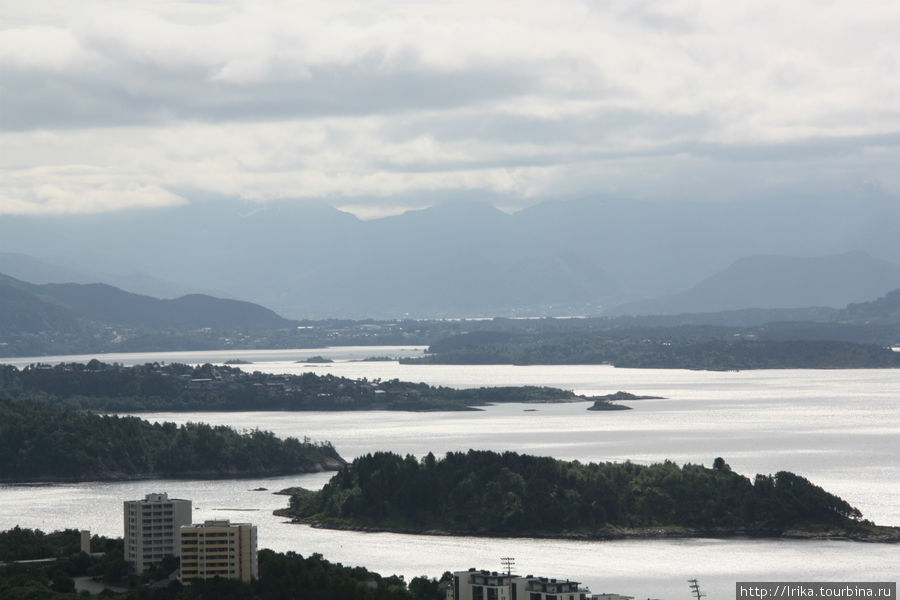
left=451, top=569, right=591, bottom=600
left=180, top=519, right=258, bottom=583
left=124, top=492, right=192, bottom=573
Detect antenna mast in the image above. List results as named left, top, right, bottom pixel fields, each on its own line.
left=501, top=557, right=515, bottom=576
left=688, top=579, right=706, bottom=600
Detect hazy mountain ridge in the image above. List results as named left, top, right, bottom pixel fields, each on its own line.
left=0, top=273, right=295, bottom=333
left=838, top=289, right=900, bottom=325
left=610, top=251, right=900, bottom=316
left=0, top=274, right=83, bottom=335
left=4, top=262, right=900, bottom=360
left=2, top=191, right=900, bottom=318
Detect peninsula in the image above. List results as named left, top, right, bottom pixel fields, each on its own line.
left=0, top=398, right=344, bottom=483
left=0, top=360, right=612, bottom=412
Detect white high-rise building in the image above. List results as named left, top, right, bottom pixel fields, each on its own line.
left=180, top=519, right=258, bottom=583
left=124, top=492, right=192, bottom=573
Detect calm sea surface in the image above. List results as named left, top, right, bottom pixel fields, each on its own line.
left=1, top=347, right=898, bottom=598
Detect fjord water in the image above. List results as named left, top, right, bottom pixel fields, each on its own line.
left=1, top=347, right=898, bottom=598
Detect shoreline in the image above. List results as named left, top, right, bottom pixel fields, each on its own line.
left=0, top=461, right=345, bottom=485
left=277, top=514, right=900, bottom=544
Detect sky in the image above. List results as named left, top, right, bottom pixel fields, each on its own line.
left=1, top=0, right=899, bottom=219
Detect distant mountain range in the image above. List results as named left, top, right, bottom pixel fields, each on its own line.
left=0, top=273, right=294, bottom=335
left=2, top=190, right=900, bottom=318
left=610, top=251, right=900, bottom=316
left=3, top=262, right=900, bottom=359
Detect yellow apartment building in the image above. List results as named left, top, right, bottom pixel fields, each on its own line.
left=179, top=519, right=258, bottom=582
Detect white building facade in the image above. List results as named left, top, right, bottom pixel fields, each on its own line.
left=124, top=492, right=192, bottom=573
left=452, top=569, right=589, bottom=600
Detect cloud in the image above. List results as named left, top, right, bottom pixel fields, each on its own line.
left=0, top=164, right=186, bottom=215
left=0, top=26, right=85, bottom=70
left=1, top=1, right=900, bottom=215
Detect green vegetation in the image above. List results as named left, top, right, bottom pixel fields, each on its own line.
left=0, top=527, right=447, bottom=600
left=0, top=528, right=130, bottom=593
left=0, top=398, right=344, bottom=482
left=0, top=528, right=117, bottom=563
left=0, top=361, right=592, bottom=412
left=405, top=334, right=900, bottom=370
left=286, top=451, right=891, bottom=539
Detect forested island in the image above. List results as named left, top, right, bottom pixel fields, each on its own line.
left=284, top=451, right=899, bottom=542
left=0, top=399, right=344, bottom=482
left=404, top=334, right=900, bottom=370
left=0, top=360, right=605, bottom=412
left=0, top=527, right=445, bottom=600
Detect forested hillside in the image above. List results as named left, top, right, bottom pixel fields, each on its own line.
left=0, top=399, right=344, bottom=482
left=408, top=335, right=900, bottom=369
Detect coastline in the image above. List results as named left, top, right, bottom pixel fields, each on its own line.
left=277, top=514, right=900, bottom=544
left=0, top=459, right=345, bottom=485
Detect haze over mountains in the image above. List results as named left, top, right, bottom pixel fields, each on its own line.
left=2, top=191, right=900, bottom=319
left=611, top=251, right=900, bottom=316
left=0, top=272, right=294, bottom=336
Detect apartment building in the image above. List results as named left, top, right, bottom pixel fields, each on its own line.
left=124, top=492, right=193, bottom=573
left=452, top=569, right=590, bottom=600
left=180, top=520, right=258, bottom=583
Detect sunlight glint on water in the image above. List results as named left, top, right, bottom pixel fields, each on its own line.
left=1, top=348, right=898, bottom=599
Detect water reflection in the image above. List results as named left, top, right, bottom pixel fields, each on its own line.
left=1, top=350, right=898, bottom=599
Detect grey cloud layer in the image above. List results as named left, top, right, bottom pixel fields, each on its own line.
left=1, top=57, right=539, bottom=131
left=1, top=1, right=899, bottom=214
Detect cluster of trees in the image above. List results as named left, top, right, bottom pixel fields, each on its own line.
left=406, top=334, right=900, bottom=370
left=0, top=398, right=344, bottom=482
left=0, top=528, right=127, bottom=595
left=0, top=361, right=586, bottom=412
left=289, top=451, right=865, bottom=535
left=252, top=551, right=446, bottom=600
left=1, top=527, right=106, bottom=562
left=0, top=527, right=446, bottom=600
